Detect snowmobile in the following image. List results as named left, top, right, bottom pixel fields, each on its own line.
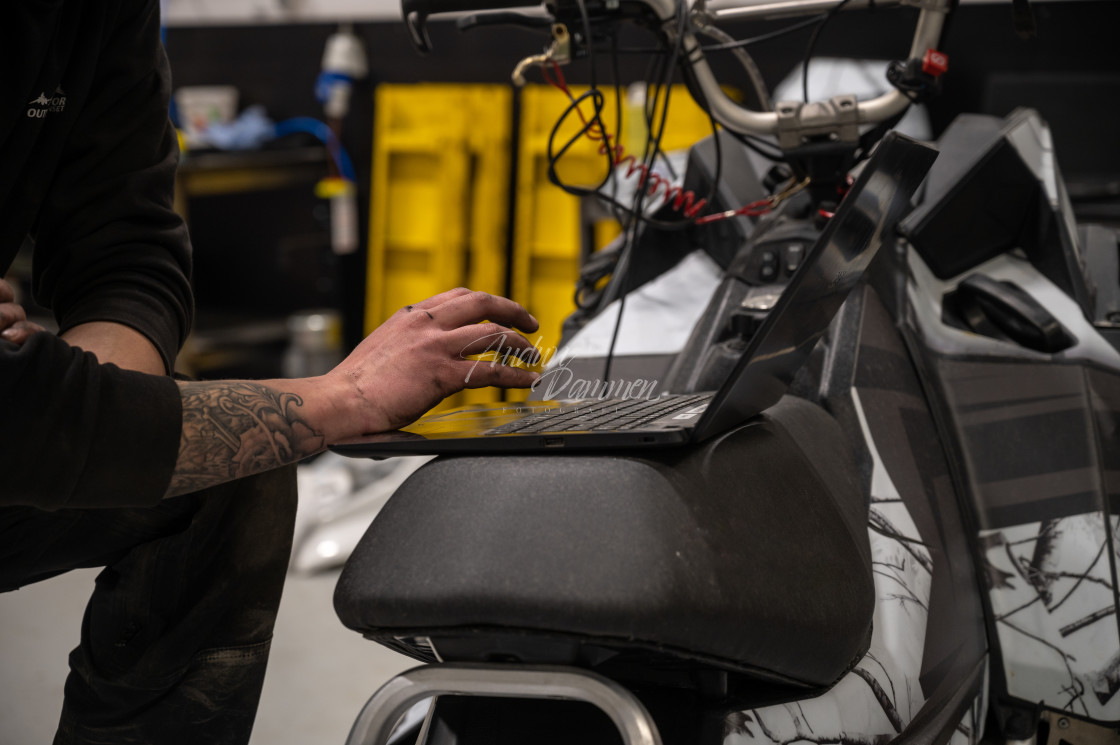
left=328, top=1, right=1120, bottom=743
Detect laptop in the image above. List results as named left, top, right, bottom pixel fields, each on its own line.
left=331, top=132, right=937, bottom=457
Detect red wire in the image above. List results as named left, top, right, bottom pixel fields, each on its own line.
left=693, top=198, right=774, bottom=225
left=816, top=176, right=850, bottom=219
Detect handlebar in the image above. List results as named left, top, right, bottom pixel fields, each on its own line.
left=708, top=0, right=901, bottom=21
left=687, top=0, right=951, bottom=139
left=401, top=0, right=953, bottom=142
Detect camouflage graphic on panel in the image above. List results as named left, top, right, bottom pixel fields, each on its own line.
left=907, top=245, right=1120, bottom=724
left=980, top=515, right=1120, bottom=720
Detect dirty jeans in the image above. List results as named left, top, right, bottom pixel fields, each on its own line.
left=0, top=465, right=297, bottom=745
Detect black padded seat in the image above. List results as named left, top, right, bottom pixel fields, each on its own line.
left=335, top=396, right=873, bottom=690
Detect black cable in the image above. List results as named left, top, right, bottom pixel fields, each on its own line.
left=546, top=89, right=610, bottom=191
left=629, top=8, right=730, bottom=226
left=642, top=58, right=667, bottom=181
left=611, top=12, right=827, bottom=55
left=542, top=80, right=722, bottom=233
left=686, top=73, right=725, bottom=230
left=647, top=67, right=678, bottom=181
left=602, top=0, right=689, bottom=385
left=606, top=29, right=628, bottom=229
left=639, top=1, right=698, bottom=220
left=672, top=30, right=789, bottom=165
left=563, top=30, right=652, bottom=314
left=701, top=14, right=826, bottom=52
left=540, top=73, right=625, bottom=200
left=724, top=127, right=786, bottom=162
left=802, top=0, right=855, bottom=103
left=547, top=0, right=755, bottom=263
left=575, top=0, right=618, bottom=193
left=647, top=79, right=680, bottom=181
left=575, top=0, right=597, bottom=90
left=854, top=106, right=907, bottom=164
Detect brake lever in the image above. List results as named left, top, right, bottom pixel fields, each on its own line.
left=457, top=11, right=553, bottom=31
left=402, top=0, right=543, bottom=54
left=404, top=7, right=435, bottom=52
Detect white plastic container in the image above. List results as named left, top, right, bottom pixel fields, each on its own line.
left=174, top=85, right=239, bottom=144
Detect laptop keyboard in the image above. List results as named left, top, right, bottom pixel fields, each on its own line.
left=485, top=394, right=711, bottom=435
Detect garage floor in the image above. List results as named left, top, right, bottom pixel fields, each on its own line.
left=0, top=567, right=412, bottom=745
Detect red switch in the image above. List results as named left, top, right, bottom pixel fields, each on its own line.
left=922, top=49, right=949, bottom=77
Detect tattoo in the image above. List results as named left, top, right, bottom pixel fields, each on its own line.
left=168, top=381, right=325, bottom=497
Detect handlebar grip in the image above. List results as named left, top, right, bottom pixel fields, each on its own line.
left=402, top=0, right=542, bottom=52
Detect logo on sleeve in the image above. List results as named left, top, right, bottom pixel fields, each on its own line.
left=26, top=86, right=67, bottom=119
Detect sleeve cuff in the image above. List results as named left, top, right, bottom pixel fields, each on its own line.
left=57, top=277, right=193, bottom=375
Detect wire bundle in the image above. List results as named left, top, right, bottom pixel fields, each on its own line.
left=538, top=0, right=916, bottom=381
left=542, top=60, right=709, bottom=221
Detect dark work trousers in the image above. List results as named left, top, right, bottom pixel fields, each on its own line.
left=0, top=465, right=297, bottom=745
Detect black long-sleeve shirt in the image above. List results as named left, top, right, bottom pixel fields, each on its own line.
left=2, top=334, right=181, bottom=509
left=1, top=0, right=189, bottom=509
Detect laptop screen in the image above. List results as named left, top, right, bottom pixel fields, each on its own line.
left=695, top=132, right=938, bottom=439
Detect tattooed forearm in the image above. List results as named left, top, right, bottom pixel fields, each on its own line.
left=167, top=381, right=326, bottom=497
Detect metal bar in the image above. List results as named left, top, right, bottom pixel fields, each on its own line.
left=707, top=0, right=905, bottom=22
left=344, top=663, right=664, bottom=745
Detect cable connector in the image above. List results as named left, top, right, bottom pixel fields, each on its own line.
left=512, top=24, right=571, bottom=87
left=694, top=177, right=810, bottom=225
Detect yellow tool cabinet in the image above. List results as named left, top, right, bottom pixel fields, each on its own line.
left=366, top=84, right=513, bottom=409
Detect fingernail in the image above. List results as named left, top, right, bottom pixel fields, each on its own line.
left=1, top=329, right=16, bottom=340
left=529, top=371, right=541, bottom=381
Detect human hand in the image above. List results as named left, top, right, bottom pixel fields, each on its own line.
left=0, top=278, right=45, bottom=346
left=324, top=288, right=540, bottom=435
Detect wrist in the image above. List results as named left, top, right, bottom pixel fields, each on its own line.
left=284, top=372, right=387, bottom=445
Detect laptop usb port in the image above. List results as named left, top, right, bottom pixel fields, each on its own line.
left=543, top=437, right=565, bottom=447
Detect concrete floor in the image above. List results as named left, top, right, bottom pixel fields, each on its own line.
left=0, top=567, right=413, bottom=745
